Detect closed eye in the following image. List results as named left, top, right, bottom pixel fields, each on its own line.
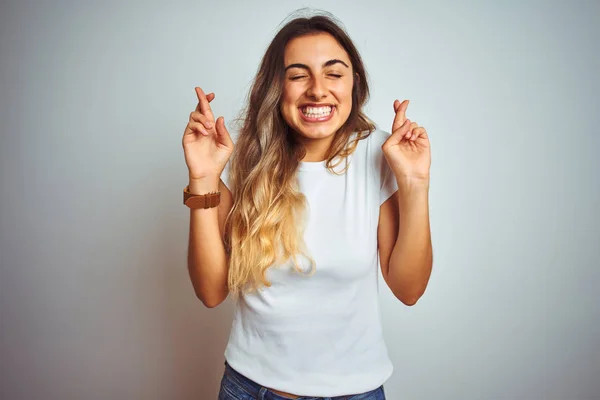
left=290, top=75, right=307, bottom=80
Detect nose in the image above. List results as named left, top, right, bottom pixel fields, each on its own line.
left=306, top=76, right=327, bottom=100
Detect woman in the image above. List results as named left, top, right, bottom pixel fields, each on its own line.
left=182, top=12, right=433, bottom=400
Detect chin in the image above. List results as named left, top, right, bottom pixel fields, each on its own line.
left=295, top=125, right=338, bottom=140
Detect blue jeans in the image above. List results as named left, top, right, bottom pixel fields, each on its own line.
left=218, top=361, right=386, bottom=400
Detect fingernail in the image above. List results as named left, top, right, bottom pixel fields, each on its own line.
left=205, top=122, right=212, bottom=129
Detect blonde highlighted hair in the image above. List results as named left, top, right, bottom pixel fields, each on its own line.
left=224, top=12, right=375, bottom=297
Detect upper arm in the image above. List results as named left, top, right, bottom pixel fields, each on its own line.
left=378, top=191, right=399, bottom=281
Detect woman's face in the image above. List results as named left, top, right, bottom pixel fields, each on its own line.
left=280, top=32, right=354, bottom=153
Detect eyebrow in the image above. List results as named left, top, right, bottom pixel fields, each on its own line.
left=284, top=59, right=350, bottom=71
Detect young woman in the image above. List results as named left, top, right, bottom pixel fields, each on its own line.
left=182, top=12, right=433, bottom=400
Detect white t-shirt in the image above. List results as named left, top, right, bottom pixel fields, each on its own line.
left=220, top=128, right=399, bottom=397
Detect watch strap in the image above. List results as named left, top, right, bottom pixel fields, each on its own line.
left=183, top=185, right=221, bottom=209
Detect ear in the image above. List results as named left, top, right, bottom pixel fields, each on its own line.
left=354, top=72, right=360, bottom=84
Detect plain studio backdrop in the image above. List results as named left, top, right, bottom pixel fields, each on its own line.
left=1, top=0, right=599, bottom=399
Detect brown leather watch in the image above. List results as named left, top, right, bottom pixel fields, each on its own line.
left=183, top=185, right=220, bottom=209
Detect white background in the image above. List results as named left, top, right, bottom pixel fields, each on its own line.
left=1, top=0, right=599, bottom=398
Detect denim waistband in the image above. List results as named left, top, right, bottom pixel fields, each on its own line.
left=222, top=361, right=385, bottom=400
left=223, top=361, right=266, bottom=397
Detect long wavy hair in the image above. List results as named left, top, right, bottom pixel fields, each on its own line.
left=224, top=12, right=375, bottom=297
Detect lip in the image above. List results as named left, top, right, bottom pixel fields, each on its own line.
left=300, top=103, right=335, bottom=107
left=298, top=104, right=336, bottom=123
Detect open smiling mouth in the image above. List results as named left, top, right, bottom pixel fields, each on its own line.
left=299, top=105, right=336, bottom=122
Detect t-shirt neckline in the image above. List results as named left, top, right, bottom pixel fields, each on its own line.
left=298, top=160, right=327, bottom=172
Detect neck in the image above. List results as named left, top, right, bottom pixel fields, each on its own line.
left=299, top=135, right=336, bottom=162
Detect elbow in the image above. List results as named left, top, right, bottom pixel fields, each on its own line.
left=196, top=290, right=227, bottom=309
left=386, top=276, right=425, bottom=306
left=394, top=290, right=423, bottom=307
left=198, top=295, right=222, bottom=309
left=202, top=299, right=222, bottom=309
left=400, top=296, right=420, bottom=307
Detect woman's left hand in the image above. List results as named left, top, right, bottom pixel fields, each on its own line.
left=382, top=99, right=431, bottom=183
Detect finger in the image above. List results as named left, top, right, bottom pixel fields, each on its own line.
left=189, top=111, right=213, bottom=130
left=194, top=92, right=215, bottom=112
left=385, top=118, right=411, bottom=148
left=401, top=118, right=411, bottom=137
left=411, top=127, right=427, bottom=141
left=215, top=117, right=234, bottom=148
left=187, top=121, right=209, bottom=136
left=392, top=99, right=409, bottom=132
left=195, top=87, right=215, bottom=121
left=406, top=121, right=419, bottom=139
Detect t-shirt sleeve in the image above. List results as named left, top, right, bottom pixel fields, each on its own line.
left=380, top=160, right=398, bottom=205
left=371, top=129, right=399, bottom=205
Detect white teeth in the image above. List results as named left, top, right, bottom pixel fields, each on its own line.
left=301, top=106, right=333, bottom=118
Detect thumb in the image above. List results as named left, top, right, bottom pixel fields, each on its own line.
left=383, top=119, right=411, bottom=150
left=215, top=117, right=234, bottom=149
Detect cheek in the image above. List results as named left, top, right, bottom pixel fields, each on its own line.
left=332, top=79, right=354, bottom=101
left=333, top=83, right=354, bottom=114
left=282, top=84, right=301, bottom=107
left=280, top=87, right=298, bottom=125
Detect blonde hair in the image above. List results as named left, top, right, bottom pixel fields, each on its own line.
left=224, top=13, right=375, bottom=297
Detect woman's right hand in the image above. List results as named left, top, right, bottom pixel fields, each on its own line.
left=182, top=87, right=234, bottom=183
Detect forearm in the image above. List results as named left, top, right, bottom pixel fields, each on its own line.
left=387, top=180, right=433, bottom=305
left=187, top=179, right=229, bottom=308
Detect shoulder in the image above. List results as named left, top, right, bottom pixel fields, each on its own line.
left=357, top=127, right=392, bottom=168
left=357, top=128, right=398, bottom=200
left=365, top=127, right=392, bottom=149
left=352, top=127, right=392, bottom=159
